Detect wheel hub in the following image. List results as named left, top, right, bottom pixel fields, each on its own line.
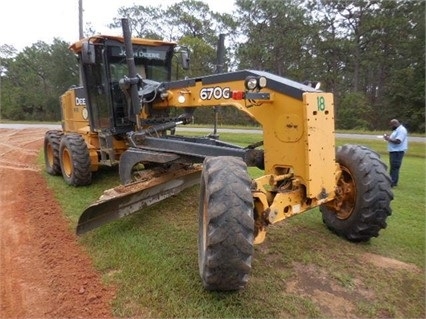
left=328, top=166, right=356, bottom=220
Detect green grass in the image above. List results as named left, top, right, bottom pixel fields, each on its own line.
left=40, top=132, right=426, bottom=318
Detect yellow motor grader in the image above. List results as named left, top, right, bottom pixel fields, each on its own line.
left=44, top=19, right=393, bottom=291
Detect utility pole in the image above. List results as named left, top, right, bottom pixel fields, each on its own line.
left=79, top=0, right=84, bottom=39
left=78, top=0, right=84, bottom=85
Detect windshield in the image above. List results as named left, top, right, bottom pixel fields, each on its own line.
left=107, top=45, right=173, bottom=82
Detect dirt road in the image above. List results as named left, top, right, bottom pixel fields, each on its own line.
left=0, top=128, right=115, bottom=318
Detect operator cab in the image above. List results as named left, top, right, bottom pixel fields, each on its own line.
left=70, top=35, right=177, bottom=135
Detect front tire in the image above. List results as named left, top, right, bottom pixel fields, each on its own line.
left=198, top=156, right=254, bottom=291
left=320, top=144, right=393, bottom=242
left=44, top=130, right=63, bottom=175
left=59, top=134, right=92, bottom=186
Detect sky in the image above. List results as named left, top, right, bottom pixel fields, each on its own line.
left=1, top=0, right=234, bottom=51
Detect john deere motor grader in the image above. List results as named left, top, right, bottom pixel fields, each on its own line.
left=44, top=19, right=393, bottom=291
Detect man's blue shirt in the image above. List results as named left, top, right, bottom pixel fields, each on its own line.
left=388, top=125, right=408, bottom=152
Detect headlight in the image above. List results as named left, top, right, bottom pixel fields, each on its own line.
left=244, top=76, right=267, bottom=90
left=258, top=76, right=267, bottom=88
left=245, top=76, right=258, bottom=90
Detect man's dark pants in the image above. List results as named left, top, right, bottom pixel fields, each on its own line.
left=389, top=151, right=404, bottom=187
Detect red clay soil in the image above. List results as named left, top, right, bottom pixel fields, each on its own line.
left=0, top=128, right=115, bottom=318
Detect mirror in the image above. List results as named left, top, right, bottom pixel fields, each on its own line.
left=181, top=50, right=190, bottom=70
left=81, top=42, right=95, bottom=64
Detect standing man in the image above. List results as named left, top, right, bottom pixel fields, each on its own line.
left=383, top=119, right=408, bottom=187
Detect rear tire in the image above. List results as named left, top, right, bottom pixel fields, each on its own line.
left=320, top=144, right=393, bottom=242
left=59, top=134, right=92, bottom=186
left=44, top=130, right=63, bottom=175
left=198, top=156, right=254, bottom=291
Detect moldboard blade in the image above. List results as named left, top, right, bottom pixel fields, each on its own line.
left=76, top=166, right=202, bottom=235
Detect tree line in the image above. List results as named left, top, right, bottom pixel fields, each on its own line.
left=0, top=0, right=424, bottom=132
